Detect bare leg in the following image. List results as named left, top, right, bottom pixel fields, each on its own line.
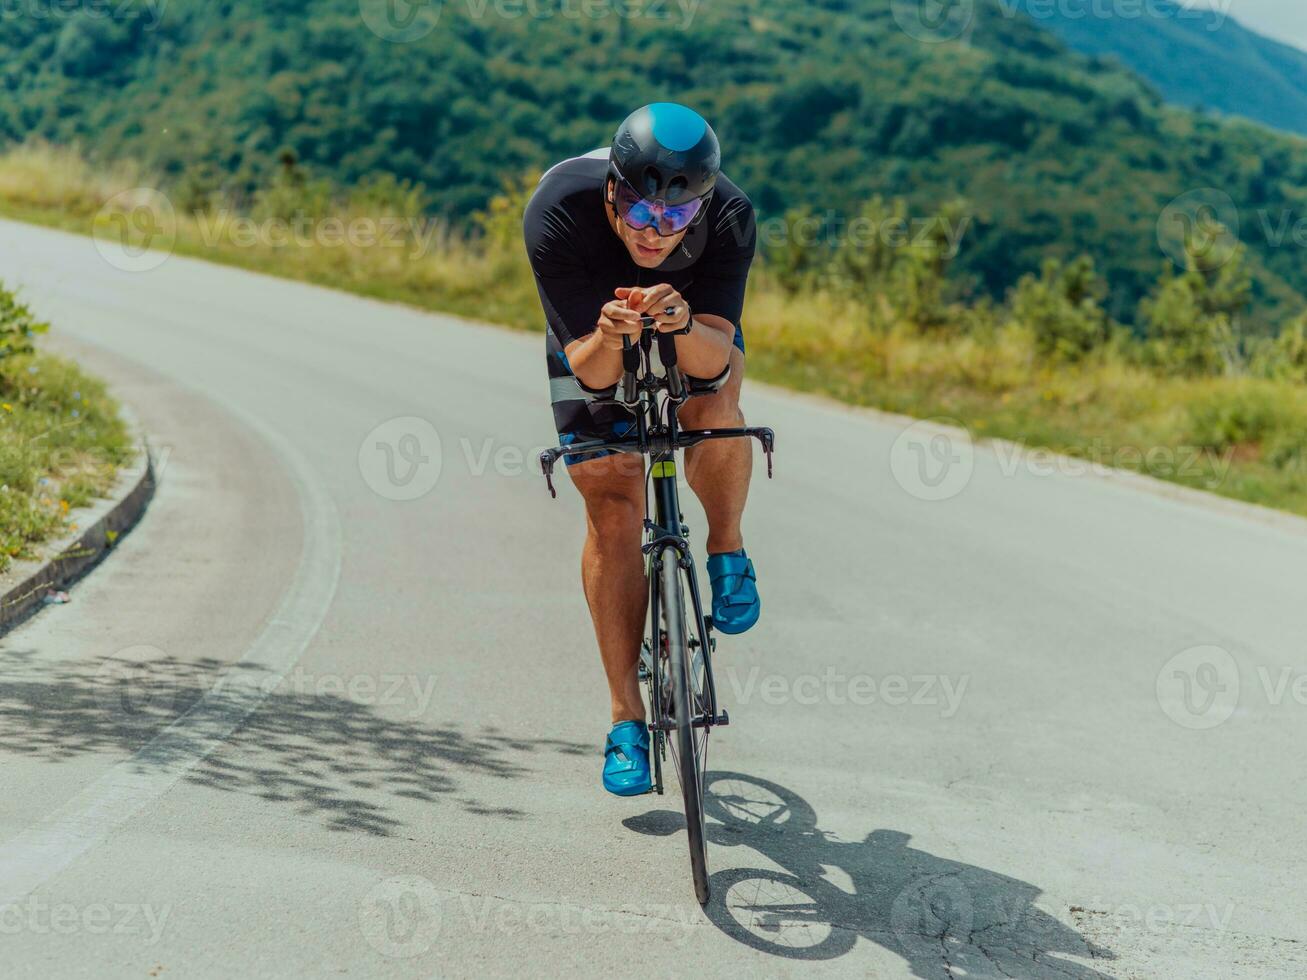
left=679, top=347, right=751, bottom=554
left=568, top=453, right=648, bottom=724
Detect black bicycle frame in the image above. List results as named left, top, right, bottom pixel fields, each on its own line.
left=538, top=324, right=776, bottom=732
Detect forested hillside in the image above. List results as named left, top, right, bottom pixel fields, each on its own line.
left=4, top=0, right=1307, bottom=325
left=1011, top=0, right=1307, bottom=137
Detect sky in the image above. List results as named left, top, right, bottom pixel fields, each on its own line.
left=1190, top=0, right=1307, bottom=51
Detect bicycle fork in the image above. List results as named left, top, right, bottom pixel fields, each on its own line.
left=642, top=452, right=728, bottom=736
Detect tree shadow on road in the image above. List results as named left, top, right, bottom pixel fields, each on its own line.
left=0, top=647, right=587, bottom=835
left=625, top=772, right=1118, bottom=978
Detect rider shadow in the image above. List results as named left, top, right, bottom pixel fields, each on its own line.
left=625, top=772, right=1118, bottom=978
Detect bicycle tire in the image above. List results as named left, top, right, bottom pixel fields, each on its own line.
left=660, top=546, right=709, bottom=904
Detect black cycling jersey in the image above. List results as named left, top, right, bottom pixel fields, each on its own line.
left=523, top=151, right=756, bottom=463
left=524, top=151, right=756, bottom=348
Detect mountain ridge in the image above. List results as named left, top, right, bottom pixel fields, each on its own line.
left=1008, top=0, right=1307, bottom=136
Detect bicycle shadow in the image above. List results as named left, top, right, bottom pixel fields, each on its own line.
left=0, top=647, right=587, bottom=835
left=625, top=771, right=1117, bottom=978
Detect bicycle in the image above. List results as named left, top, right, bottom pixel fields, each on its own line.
left=539, top=318, right=775, bottom=905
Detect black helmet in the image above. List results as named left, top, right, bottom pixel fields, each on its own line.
left=609, top=103, right=720, bottom=207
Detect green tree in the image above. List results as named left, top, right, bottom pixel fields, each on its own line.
left=1010, top=255, right=1110, bottom=361
left=1139, top=231, right=1251, bottom=376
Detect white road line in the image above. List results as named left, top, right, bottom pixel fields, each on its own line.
left=0, top=408, right=341, bottom=907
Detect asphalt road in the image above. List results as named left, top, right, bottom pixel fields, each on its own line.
left=1, top=218, right=1304, bottom=979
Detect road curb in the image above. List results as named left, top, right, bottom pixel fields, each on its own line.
left=0, top=406, right=156, bottom=636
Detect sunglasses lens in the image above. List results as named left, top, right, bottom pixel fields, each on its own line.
left=658, top=197, right=704, bottom=234
left=614, top=179, right=653, bottom=230
left=613, top=175, right=706, bottom=235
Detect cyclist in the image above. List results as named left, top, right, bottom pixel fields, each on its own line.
left=524, top=103, right=760, bottom=797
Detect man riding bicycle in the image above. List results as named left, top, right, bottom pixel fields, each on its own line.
left=523, top=103, right=760, bottom=797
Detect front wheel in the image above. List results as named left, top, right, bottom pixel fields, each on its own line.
left=660, top=546, right=709, bottom=905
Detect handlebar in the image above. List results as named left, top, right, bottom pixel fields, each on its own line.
left=538, top=425, right=775, bottom=498
left=538, top=307, right=774, bottom=498
left=621, top=333, right=640, bottom=405
left=621, top=312, right=685, bottom=406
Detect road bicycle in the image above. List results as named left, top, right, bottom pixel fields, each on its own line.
left=540, top=319, right=775, bottom=905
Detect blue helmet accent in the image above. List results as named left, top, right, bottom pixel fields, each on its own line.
left=609, top=103, right=721, bottom=206
left=648, top=102, right=707, bottom=152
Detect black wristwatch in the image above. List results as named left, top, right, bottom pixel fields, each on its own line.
left=664, top=304, right=693, bottom=335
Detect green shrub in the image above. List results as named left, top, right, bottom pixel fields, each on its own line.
left=250, top=150, right=334, bottom=223
left=0, top=284, right=49, bottom=363
left=766, top=207, right=828, bottom=297
left=1255, top=315, right=1307, bottom=383
left=476, top=173, right=535, bottom=256
left=1185, top=380, right=1307, bottom=453
left=1139, top=232, right=1252, bottom=376
left=348, top=173, right=429, bottom=220
left=1010, top=255, right=1110, bottom=362
left=1266, top=425, right=1307, bottom=471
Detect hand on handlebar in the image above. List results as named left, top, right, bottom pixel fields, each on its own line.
left=596, top=299, right=645, bottom=351
left=616, top=285, right=691, bottom=332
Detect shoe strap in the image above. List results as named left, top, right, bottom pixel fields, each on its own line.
left=708, top=554, right=754, bottom=579
left=709, top=556, right=755, bottom=604
left=604, top=726, right=649, bottom=757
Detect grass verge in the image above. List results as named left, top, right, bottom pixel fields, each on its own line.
left=0, top=318, right=133, bottom=574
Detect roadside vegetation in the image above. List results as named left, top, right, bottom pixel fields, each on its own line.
left=0, top=276, right=131, bottom=573
left=3, top=141, right=1307, bottom=516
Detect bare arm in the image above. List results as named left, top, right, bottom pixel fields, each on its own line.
left=564, top=298, right=643, bottom=390
left=671, top=314, right=734, bottom=379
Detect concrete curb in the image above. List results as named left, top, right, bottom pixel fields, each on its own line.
left=0, top=407, right=156, bottom=637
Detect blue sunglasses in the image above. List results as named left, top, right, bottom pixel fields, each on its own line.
left=612, top=174, right=709, bottom=237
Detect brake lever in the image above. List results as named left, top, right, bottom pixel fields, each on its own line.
left=760, top=429, right=775, bottom=479
left=539, top=450, right=558, bottom=498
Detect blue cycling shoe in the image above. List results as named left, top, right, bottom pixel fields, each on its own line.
left=707, top=548, right=761, bottom=635
left=602, top=720, right=651, bottom=796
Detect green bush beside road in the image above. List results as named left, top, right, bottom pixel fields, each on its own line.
left=0, top=281, right=131, bottom=573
